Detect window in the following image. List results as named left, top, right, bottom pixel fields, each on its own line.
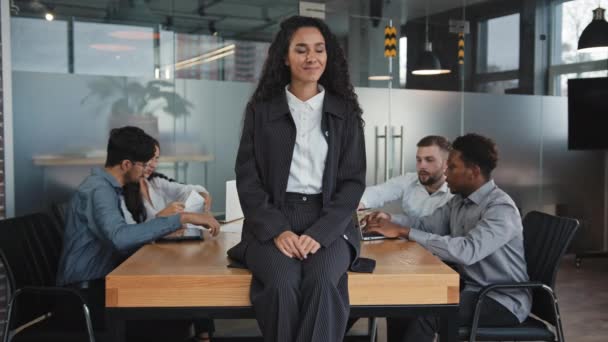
left=476, top=79, right=519, bottom=94
left=478, top=13, right=520, bottom=73
left=74, top=22, right=156, bottom=77
left=11, top=18, right=270, bottom=82
left=170, top=33, right=269, bottom=82
left=555, top=0, right=608, bottom=64
left=11, top=17, right=68, bottom=73
left=550, top=0, right=608, bottom=96
left=399, top=36, right=407, bottom=87
left=475, top=13, right=521, bottom=94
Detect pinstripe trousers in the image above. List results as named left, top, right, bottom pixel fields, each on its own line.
left=245, top=193, right=352, bottom=342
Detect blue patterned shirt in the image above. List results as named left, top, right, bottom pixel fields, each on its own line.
left=57, top=168, right=181, bottom=285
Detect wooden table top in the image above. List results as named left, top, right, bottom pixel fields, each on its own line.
left=106, top=229, right=459, bottom=308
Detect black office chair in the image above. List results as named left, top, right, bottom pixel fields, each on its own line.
left=1, top=255, right=9, bottom=342
left=0, top=213, right=95, bottom=342
left=459, top=210, right=579, bottom=342
left=50, top=202, right=69, bottom=232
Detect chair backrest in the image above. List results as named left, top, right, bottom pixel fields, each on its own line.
left=0, top=213, right=65, bottom=328
left=0, top=213, right=64, bottom=291
left=0, top=250, right=9, bottom=342
left=51, top=202, right=69, bottom=232
left=522, top=210, right=579, bottom=324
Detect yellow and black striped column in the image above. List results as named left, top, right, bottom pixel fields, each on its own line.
left=384, top=25, right=397, bottom=58
left=458, top=32, right=465, bottom=65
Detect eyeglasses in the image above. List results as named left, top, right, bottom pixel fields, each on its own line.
left=131, top=161, right=148, bottom=169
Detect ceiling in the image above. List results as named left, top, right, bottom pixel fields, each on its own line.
left=400, top=0, right=491, bottom=20
left=12, top=0, right=495, bottom=41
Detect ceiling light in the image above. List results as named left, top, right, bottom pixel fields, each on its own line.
left=109, top=31, right=160, bottom=40
left=174, top=44, right=235, bottom=70
left=578, top=7, right=608, bottom=53
left=89, top=44, right=136, bottom=52
left=411, top=2, right=451, bottom=76
left=412, top=43, right=451, bottom=75
left=209, top=21, right=218, bottom=36
left=368, top=75, right=393, bottom=81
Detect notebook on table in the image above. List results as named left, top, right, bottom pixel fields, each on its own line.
left=158, top=190, right=206, bottom=242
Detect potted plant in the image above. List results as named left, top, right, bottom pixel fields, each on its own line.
left=81, top=77, right=193, bottom=138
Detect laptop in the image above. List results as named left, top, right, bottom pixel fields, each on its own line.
left=214, top=180, right=244, bottom=224
left=354, top=211, right=388, bottom=241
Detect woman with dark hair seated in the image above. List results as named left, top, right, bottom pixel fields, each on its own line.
left=122, top=142, right=213, bottom=224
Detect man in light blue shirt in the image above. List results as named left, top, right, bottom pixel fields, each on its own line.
left=57, top=126, right=220, bottom=286
left=360, top=135, right=453, bottom=228
left=366, top=133, right=531, bottom=342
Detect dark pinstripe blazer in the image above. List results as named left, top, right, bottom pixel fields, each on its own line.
left=228, top=91, right=375, bottom=272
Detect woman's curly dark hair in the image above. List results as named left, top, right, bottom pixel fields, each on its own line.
left=246, top=15, right=362, bottom=120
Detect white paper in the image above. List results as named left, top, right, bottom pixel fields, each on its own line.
left=184, top=190, right=205, bottom=212
left=184, top=190, right=205, bottom=229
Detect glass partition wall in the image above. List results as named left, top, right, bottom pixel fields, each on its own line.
left=8, top=0, right=608, bottom=253
left=10, top=0, right=286, bottom=218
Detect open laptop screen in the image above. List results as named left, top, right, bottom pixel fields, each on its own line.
left=353, top=212, right=387, bottom=241
left=215, top=180, right=244, bottom=223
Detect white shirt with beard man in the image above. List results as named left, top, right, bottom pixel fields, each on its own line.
left=360, top=172, right=453, bottom=227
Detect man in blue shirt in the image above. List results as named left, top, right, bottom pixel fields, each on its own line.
left=57, top=126, right=220, bottom=286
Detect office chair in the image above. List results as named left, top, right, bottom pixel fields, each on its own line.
left=459, top=210, right=579, bottom=342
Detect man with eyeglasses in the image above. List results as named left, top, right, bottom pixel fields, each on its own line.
left=56, top=126, right=220, bottom=329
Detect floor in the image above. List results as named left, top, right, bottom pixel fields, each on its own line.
left=556, top=254, right=608, bottom=342
left=212, top=254, right=608, bottom=341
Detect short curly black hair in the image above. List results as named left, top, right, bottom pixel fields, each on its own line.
left=452, top=133, right=498, bottom=179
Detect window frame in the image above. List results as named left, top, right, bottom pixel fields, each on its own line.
left=473, top=10, right=522, bottom=93
left=548, top=0, right=608, bottom=95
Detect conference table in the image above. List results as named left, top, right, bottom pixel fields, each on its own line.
left=105, top=222, right=460, bottom=341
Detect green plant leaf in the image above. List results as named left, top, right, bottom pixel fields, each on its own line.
left=159, top=91, right=193, bottom=117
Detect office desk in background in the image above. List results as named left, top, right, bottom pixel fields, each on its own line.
left=33, top=153, right=215, bottom=185
left=106, top=223, right=460, bottom=341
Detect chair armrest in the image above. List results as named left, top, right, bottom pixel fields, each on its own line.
left=468, top=282, right=556, bottom=342
left=3, top=286, right=95, bottom=342
left=478, top=281, right=549, bottom=297
left=11, top=286, right=88, bottom=305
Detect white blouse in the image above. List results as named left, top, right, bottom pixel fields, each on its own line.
left=285, top=85, right=328, bottom=194
left=121, top=176, right=208, bottom=224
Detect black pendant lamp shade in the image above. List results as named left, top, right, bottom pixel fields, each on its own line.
left=578, top=7, right=608, bottom=52
left=412, top=42, right=451, bottom=75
